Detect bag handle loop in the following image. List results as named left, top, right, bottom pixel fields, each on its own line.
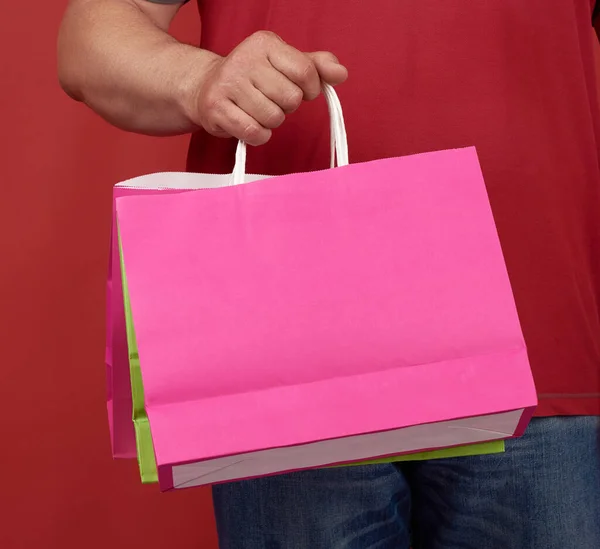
left=231, top=83, right=348, bottom=186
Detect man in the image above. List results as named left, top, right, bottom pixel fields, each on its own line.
left=58, top=1, right=600, bottom=547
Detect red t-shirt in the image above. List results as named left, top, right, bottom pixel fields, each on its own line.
left=187, top=0, right=600, bottom=416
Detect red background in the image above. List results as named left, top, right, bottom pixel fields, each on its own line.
left=3, top=2, right=600, bottom=548
left=1, top=2, right=218, bottom=548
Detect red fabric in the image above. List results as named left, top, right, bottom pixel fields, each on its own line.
left=188, top=0, right=600, bottom=416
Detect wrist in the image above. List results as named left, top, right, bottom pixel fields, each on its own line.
left=169, top=44, right=222, bottom=129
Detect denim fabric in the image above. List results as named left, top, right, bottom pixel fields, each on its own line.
left=213, top=417, right=600, bottom=548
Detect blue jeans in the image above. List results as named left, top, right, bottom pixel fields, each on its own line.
left=213, top=417, right=600, bottom=548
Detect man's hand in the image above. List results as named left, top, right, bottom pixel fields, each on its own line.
left=58, top=1, right=346, bottom=139
left=186, top=31, right=348, bottom=146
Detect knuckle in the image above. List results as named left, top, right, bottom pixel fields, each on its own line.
left=202, top=89, right=228, bottom=114
left=202, top=113, right=226, bottom=136
left=200, top=110, right=226, bottom=136
left=250, top=30, right=278, bottom=47
left=241, top=123, right=262, bottom=142
left=264, top=108, right=285, bottom=128
left=299, top=60, right=317, bottom=83
left=281, top=87, right=303, bottom=112
left=296, top=59, right=316, bottom=84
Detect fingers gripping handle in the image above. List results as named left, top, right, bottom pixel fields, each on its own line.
left=231, top=83, right=349, bottom=185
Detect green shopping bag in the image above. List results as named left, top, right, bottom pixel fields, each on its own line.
left=120, top=241, right=504, bottom=484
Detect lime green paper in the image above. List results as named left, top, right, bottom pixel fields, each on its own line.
left=119, top=235, right=504, bottom=485
left=120, top=236, right=158, bottom=483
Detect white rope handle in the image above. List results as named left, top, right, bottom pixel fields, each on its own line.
left=231, top=83, right=348, bottom=186
left=323, top=83, right=349, bottom=169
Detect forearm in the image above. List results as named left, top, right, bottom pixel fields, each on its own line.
left=57, top=0, right=217, bottom=135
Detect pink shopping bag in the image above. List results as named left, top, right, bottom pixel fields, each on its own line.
left=107, top=176, right=266, bottom=458
left=107, top=183, right=189, bottom=458
left=116, top=86, right=537, bottom=490
left=106, top=224, right=135, bottom=458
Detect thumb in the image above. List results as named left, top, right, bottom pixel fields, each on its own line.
left=308, top=52, right=348, bottom=86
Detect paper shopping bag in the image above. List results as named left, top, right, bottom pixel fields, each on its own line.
left=116, top=85, right=536, bottom=491
left=107, top=184, right=193, bottom=458
left=107, top=175, right=267, bottom=458
left=107, top=184, right=184, bottom=458
left=120, top=249, right=505, bottom=484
